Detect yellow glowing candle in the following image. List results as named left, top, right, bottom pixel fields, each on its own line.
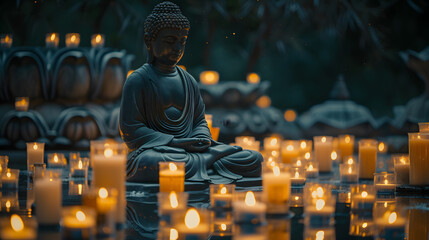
left=0, top=214, right=36, bottom=240
left=338, top=135, right=354, bottom=161
left=65, top=33, right=80, bottom=47
left=91, top=34, right=105, bottom=48
left=246, top=72, right=260, bottom=84
left=45, top=33, right=59, bottom=48
left=199, top=71, right=219, bottom=85
left=408, top=133, right=429, bottom=185
left=281, top=140, right=299, bottom=164
left=358, top=139, right=377, bottom=179
left=159, top=162, right=185, bottom=192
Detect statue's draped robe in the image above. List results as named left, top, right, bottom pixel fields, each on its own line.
left=119, top=64, right=262, bottom=183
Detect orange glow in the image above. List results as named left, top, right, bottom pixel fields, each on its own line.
left=304, top=152, right=311, bottom=160
left=321, top=137, right=326, bottom=143
left=10, top=214, right=24, bottom=232
left=347, top=157, right=354, bottom=164
left=169, top=228, right=178, bottom=240
left=76, top=211, right=86, bottom=222
left=184, top=209, right=200, bottom=229
left=127, top=70, right=134, bottom=78
left=200, top=71, right=219, bottom=85
left=331, top=151, right=338, bottom=160
left=33, top=143, right=38, bottom=150
left=169, top=192, right=179, bottom=208
left=316, top=199, right=325, bottom=210
left=104, top=148, right=113, bottom=158
left=256, top=96, right=271, bottom=108
left=388, top=212, right=397, bottom=224
left=284, top=109, right=297, bottom=122
left=361, top=191, right=368, bottom=198
left=98, top=188, right=108, bottom=199
left=219, top=186, right=228, bottom=194
left=169, top=163, right=177, bottom=171
left=246, top=72, right=260, bottom=84
left=273, top=166, right=280, bottom=176
left=245, top=191, right=256, bottom=207
left=220, top=223, right=227, bottom=231
left=50, top=33, right=56, bottom=41
left=178, top=65, right=186, bottom=71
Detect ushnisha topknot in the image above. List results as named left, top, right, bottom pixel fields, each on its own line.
left=144, top=1, right=190, bottom=41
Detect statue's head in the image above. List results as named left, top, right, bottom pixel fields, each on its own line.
left=144, top=1, right=190, bottom=68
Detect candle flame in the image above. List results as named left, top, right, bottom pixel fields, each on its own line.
left=316, top=187, right=324, bottom=198
left=50, top=33, right=56, bottom=41
left=312, top=191, right=317, bottom=199
left=220, top=186, right=227, bottom=195
left=384, top=179, right=388, bottom=184
left=362, top=222, right=368, bottom=228
left=96, top=34, right=101, bottom=43
left=286, top=145, right=294, bottom=151
left=245, top=191, right=256, bottom=207
left=270, top=138, right=278, bottom=145
left=295, top=196, right=299, bottom=200
left=305, top=152, right=311, bottom=160
left=220, top=223, right=227, bottom=231
left=104, top=148, right=113, bottom=157
left=300, top=141, right=307, bottom=149
left=184, top=209, right=200, bottom=229
left=53, top=155, right=58, bottom=163
left=271, top=150, right=279, bottom=157
left=33, top=143, right=38, bottom=150
left=316, top=230, right=324, bottom=240
left=297, top=160, right=302, bottom=166
left=331, top=151, right=337, bottom=160
left=5, top=35, right=10, bottom=42
left=6, top=201, right=11, bottom=209
left=316, top=199, right=325, bottom=210
left=71, top=35, right=76, bottom=42
left=169, top=163, right=177, bottom=171
left=348, top=192, right=351, bottom=199
left=78, top=184, right=82, bottom=195
left=78, top=160, right=83, bottom=169
left=273, top=166, right=280, bottom=176
left=99, top=187, right=108, bottom=199
left=11, top=214, right=24, bottom=232
left=247, top=73, right=260, bottom=84
left=295, top=171, right=299, bottom=178
left=76, top=211, right=86, bottom=222
left=400, top=158, right=406, bottom=164
left=361, top=191, right=368, bottom=198
left=321, top=137, right=326, bottom=143
left=345, top=136, right=351, bottom=143
left=347, top=158, right=354, bottom=164
left=388, top=212, right=397, bottom=224
left=348, top=167, right=352, bottom=174
left=308, top=164, right=313, bottom=171
left=7, top=172, right=11, bottom=178
left=169, top=192, right=179, bottom=208
left=378, top=142, right=385, bottom=152
left=384, top=202, right=388, bottom=208
left=169, top=228, right=178, bottom=240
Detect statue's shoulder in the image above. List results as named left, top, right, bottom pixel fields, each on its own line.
left=177, top=66, right=198, bottom=86
left=124, top=64, right=152, bottom=89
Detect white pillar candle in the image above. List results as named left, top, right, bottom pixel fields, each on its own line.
left=358, top=139, right=378, bottom=179
left=281, top=140, right=300, bottom=164
left=313, top=136, right=333, bottom=172
left=26, top=142, right=44, bottom=172
left=92, top=141, right=126, bottom=223
left=35, top=169, right=62, bottom=226
left=374, top=173, right=396, bottom=194
left=408, top=132, right=429, bottom=185
left=263, top=164, right=290, bottom=214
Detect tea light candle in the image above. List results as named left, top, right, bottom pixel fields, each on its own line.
left=91, top=34, right=105, bottom=48
left=305, top=198, right=336, bottom=227
left=281, top=140, right=300, bottom=164
left=339, top=163, right=358, bottom=183
left=0, top=34, right=13, bottom=48
left=1, top=169, right=19, bottom=189
left=159, top=162, right=185, bottom=192
left=374, top=173, right=396, bottom=195
left=1, top=191, right=19, bottom=213
left=299, top=140, right=312, bottom=155
left=158, top=191, right=188, bottom=224
left=34, top=169, right=62, bottom=226
left=291, top=157, right=306, bottom=168
left=393, top=155, right=409, bottom=185
left=62, top=207, right=96, bottom=240
left=232, top=191, right=266, bottom=224
left=65, top=33, right=80, bottom=47
left=408, top=132, right=429, bottom=185
left=15, top=97, right=29, bottom=111
left=290, top=167, right=306, bottom=186
left=262, top=164, right=290, bottom=214
left=374, top=206, right=407, bottom=240
left=26, top=142, right=44, bottom=172
left=47, top=153, right=67, bottom=168
left=92, top=142, right=126, bottom=223
left=200, top=71, right=219, bottom=85
left=351, top=185, right=375, bottom=210
left=70, top=157, right=89, bottom=178
left=211, top=219, right=233, bottom=237
left=338, top=135, right=354, bottom=162
left=174, top=208, right=210, bottom=239
left=0, top=214, right=37, bottom=240
left=210, top=184, right=234, bottom=209
left=358, top=139, right=378, bottom=179
left=45, top=33, right=59, bottom=48
left=68, top=179, right=89, bottom=196
left=264, top=136, right=281, bottom=151
left=305, top=161, right=319, bottom=179
left=313, top=136, right=333, bottom=172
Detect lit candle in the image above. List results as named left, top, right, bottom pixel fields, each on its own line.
left=174, top=208, right=210, bottom=239
left=358, top=139, right=378, bottom=179
left=210, top=184, right=234, bottom=209
left=338, top=135, right=355, bottom=162
left=159, top=162, right=185, bottom=193
left=351, top=185, right=375, bottom=210
left=1, top=192, right=19, bottom=213
left=65, top=33, right=80, bottom=47
left=158, top=191, right=188, bottom=224
left=305, top=161, right=319, bottom=179
left=299, top=140, right=312, bottom=155
left=32, top=163, right=45, bottom=181
left=313, top=136, right=333, bottom=172
left=374, top=173, right=396, bottom=195
left=339, top=163, right=358, bottom=183
left=15, top=97, right=29, bottom=111
left=210, top=126, right=220, bottom=141
left=26, top=142, right=44, bottom=173
left=281, top=140, right=300, bottom=164
left=305, top=198, right=336, bottom=226
left=246, top=72, right=260, bottom=84
left=408, top=132, right=429, bottom=185
left=232, top=191, right=266, bottom=224
left=45, top=33, right=59, bottom=48
left=70, top=157, right=89, bottom=178
left=91, top=34, right=105, bottom=48
left=262, top=164, right=291, bottom=214
left=263, top=136, right=281, bottom=151
left=1, top=169, right=19, bottom=189
left=62, top=207, right=96, bottom=240
left=374, top=206, right=407, bottom=239
left=0, top=214, right=37, bottom=240
left=393, top=155, right=409, bottom=185
left=378, top=141, right=388, bottom=154
left=92, top=142, right=126, bottom=223
left=68, top=179, right=89, bottom=196
left=304, top=228, right=335, bottom=240
left=290, top=167, right=306, bottom=186
left=47, top=153, right=67, bottom=168
left=291, top=157, right=306, bottom=168
left=34, top=169, right=62, bottom=226
left=199, top=71, right=219, bottom=85
left=0, top=34, right=13, bottom=48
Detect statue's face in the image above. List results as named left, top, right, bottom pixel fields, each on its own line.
left=147, top=28, right=188, bottom=67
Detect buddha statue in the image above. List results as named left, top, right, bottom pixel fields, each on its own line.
left=119, top=1, right=262, bottom=183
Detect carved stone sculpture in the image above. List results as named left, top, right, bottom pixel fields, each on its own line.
left=120, top=1, right=262, bottom=183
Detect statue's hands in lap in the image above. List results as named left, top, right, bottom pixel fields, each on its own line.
left=169, top=138, right=211, bottom=152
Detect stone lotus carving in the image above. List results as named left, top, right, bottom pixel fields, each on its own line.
left=0, top=46, right=134, bottom=149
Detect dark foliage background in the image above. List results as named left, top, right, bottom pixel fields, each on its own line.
left=1, top=0, right=428, bottom=118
